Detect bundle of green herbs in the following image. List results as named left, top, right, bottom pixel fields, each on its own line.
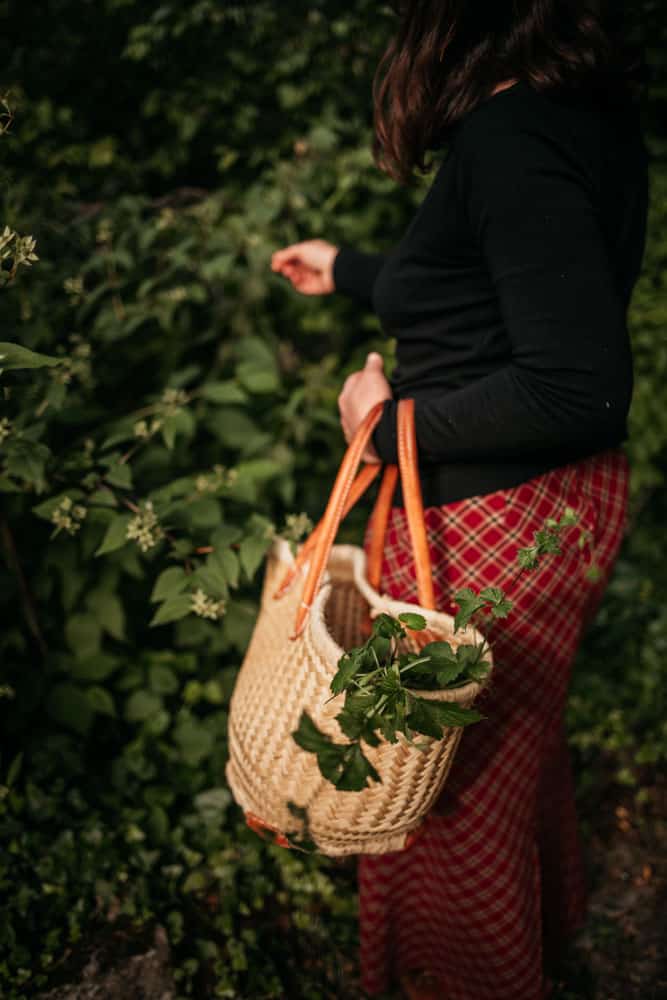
left=293, top=507, right=593, bottom=792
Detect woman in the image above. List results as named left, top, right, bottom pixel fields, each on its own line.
left=271, top=2, right=648, bottom=998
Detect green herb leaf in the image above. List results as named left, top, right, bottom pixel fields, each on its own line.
left=398, top=612, right=427, bottom=631
left=330, top=653, right=361, bottom=696
left=407, top=695, right=484, bottom=738
left=372, top=613, right=405, bottom=639
left=452, top=588, right=486, bottom=631
left=406, top=697, right=444, bottom=739
left=333, top=744, right=381, bottom=792
left=479, top=586, right=513, bottom=619
left=292, top=711, right=331, bottom=754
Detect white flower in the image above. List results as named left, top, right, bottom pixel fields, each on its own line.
left=190, top=588, right=226, bottom=621
left=126, top=500, right=163, bottom=552
left=50, top=496, right=87, bottom=536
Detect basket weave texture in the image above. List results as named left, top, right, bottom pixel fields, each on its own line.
left=225, top=537, right=492, bottom=856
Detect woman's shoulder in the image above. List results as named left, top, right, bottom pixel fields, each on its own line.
left=451, top=79, right=644, bottom=182
left=454, top=79, right=642, bottom=149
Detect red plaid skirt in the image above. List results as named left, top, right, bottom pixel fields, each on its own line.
left=358, top=447, right=630, bottom=1000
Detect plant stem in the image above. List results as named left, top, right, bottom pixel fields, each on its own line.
left=399, top=655, right=433, bottom=674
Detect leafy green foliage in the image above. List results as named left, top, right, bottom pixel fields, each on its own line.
left=293, top=613, right=489, bottom=791
left=295, top=512, right=584, bottom=791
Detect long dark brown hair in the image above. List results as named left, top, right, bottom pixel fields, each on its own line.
left=372, top=0, right=647, bottom=185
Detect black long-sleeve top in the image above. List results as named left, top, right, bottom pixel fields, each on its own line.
left=333, top=79, right=649, bottom=507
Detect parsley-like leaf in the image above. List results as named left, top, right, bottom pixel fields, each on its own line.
left=452, top=587, right=486, bottom=631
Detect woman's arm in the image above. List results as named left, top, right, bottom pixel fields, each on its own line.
left=333, top=245, right=387, bottom=307
left=371, top=123, right=636, bottom=464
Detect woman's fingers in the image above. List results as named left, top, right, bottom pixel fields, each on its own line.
left=271, top=240, right=337, bottom=292
left=271, top=242, right=312, bottom=270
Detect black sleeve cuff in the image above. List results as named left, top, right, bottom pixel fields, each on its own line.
left=332, top=245, right=386, bottom=306
left=371, top=398, right=399, bottom=464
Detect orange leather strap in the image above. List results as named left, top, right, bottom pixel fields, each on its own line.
left=273, top=462, right=381, bottom=600
left=290, top=400, right=387, bottom=638
left=397, top=398, right=435, bottom=610
left=366, top=464, right=398, bottom=591
left=289, top=397, right=435, bottom=638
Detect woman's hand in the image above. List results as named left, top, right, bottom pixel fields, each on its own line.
left=271, top=239, right=339, bottom=295
left=338, top=352, right=392, bottom=464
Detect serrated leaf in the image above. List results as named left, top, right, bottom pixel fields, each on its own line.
left=149, top=663, right=179, bottom=695
left=236, top=361, right=280, bottom=395
left=211, top=524, right=243, bottom=549
left=149, top=594, right=193, bottom=626
left=125, top=690, right=163, bottom=722
left=292, top=711, right=331, bottom=754
left=210, top=547, right=239, bottom=589
left=0, top=342, right=60, bottom=370
left=64, top=614, right=102, bottom=660
left=332, top=744, right=381, bottom=791
left=517, top=546, right=539, bottom=570
left=95, top=514, right=132, bottom=556
left=408, top=695, right=484, bottom=737
left=199, top=381, right=248, bottom=404
left=465, top=660, right=492, bottom=682
left=151, top=566, right=188, bottom=603
left=452, top=587, right=486, bottom=631
left=104, top=462, right=133, bottom=490
left=406, top=697, right=443, bottom=739
left=87, top=686, right=116, bottom=717
left=421, top=640, right=457, bottom=665
left=68, top=653, right=119, bottom=682
left=369, top=634, right=391, bottom=663
left=239, top=533, right=271, bottom=581
left=372, top=613, right=405, bottom=639
left=86, top=590, right=126, bottom=641
left=330, top=653, right=361, bottom=696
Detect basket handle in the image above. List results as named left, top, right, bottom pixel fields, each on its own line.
left=273, top=462, right=382, bottom=601
left=290, top=397, right=434, bottom=639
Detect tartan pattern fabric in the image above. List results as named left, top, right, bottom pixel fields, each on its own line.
left=358, top=447, right=630, bottom=1000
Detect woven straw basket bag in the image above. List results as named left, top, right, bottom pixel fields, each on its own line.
left=225, top=398, right=493, bottom=856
